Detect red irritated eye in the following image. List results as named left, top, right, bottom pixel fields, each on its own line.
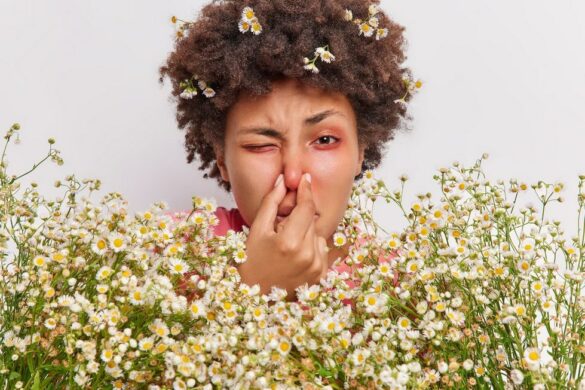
left=315, top=135, right=340, bottom=146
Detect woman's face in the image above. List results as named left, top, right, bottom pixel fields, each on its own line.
left=215, top=77, right=364, bottom=246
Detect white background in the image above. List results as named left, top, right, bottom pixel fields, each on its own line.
left=1, top=0, right=584, bottom=239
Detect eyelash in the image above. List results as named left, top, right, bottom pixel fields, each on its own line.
left=246, top=135, right=340, bottom=150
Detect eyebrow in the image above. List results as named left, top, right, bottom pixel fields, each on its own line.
left=237, top=109, right=343, bottom=140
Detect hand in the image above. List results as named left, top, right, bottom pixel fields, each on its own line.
left=236, top=173, right=329, bottom=301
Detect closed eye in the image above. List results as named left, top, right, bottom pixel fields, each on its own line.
left=244, top=135, right=340, bottom=151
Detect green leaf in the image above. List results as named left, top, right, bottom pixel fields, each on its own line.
left=9, top=371, right=21, bottom=381
left=32, top=371, right=40, bottom=390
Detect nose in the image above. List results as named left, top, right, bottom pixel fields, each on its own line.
left=281, top=146, right=307, bottom=192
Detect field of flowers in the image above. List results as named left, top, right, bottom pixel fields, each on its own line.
left=1, top=122, right=584, bottom=389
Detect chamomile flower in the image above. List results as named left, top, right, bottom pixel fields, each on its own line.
left=250, top=20, right=263, bottom=35
left=397, top=316, right=411, bottom=330
left=446, top=308, right=465, bottom=326
left=344, top=9, right=353, bottom=21
left=100, top=349, right=114, bottom=362
left=108, top=232, right=127, bottom=253
left=358, top=22, right=374, bottom=37
left=315, top=47, right=335, bottom=63
left=232, top=248, right=247, bottom=264
left=189, top=300, right=207, bottom=318
left=180, top=88, right=197, bottom=99
left=96, top=266, right=113, bottom=281
left=202, top=87, right=216, bottom=98
left=277, top=339, right=292, bottom=356
left=44, top=318, right=57, bottom=329
left=129, top=288, right=145, bottom=305
left=333, top=232, right=347, bottom=247
left=139, top=337, right=154, bottom=351
left=241, top=6, right=256, bottom=23
left=351, top=348, right=370, bottom=366
left=33, top=255, right=48, bottom=267
left=150, top=319, right=170, bottom=338
left=92, top=237, right=108, bottom=255
left=303, top=62, right=319, bottom=74
left=238, top=19, right=250, bottom=32
left=298, top=284, right=320, bottom=301
left=168, top=258, right=189, bottom=275
left=523, top=347, right=542, bottom=370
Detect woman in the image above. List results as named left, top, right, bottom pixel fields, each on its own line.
left=159, top=0, right=414, bottom=300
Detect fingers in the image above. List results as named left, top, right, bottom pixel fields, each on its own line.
left=251, top=174, right=287, bottom=235
left=281, top=173, right=317, bottom=241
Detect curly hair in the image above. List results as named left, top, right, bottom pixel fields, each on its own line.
left=159, top=0, right=414, bottom=192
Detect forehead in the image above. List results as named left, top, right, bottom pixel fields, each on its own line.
left=226, top=78, right=356, bottom=131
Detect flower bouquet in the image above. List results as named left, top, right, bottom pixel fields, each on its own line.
left=1, top=122, right=584, bottom=389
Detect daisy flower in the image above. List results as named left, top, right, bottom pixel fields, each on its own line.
left=44, top=318, right=57, bottom=329
left=202, top=87, right=216, bottom=98
left=238, top=19, right=251, bottom=33
left=241, top=6, right=256, bottom=23
left=277, top=339, right=292, bottom=356
left=109, top=232, right=127, bottom=253
left=397, top=316, right=411, bottom=330
left=358, top=22, right=374, bottom=37
left=180, top=88, right=197, bottom=99
left=138, top=337, right=154, bottom=351
left=344, top=9, right=353, bottom=21
left=333, top=232, right=347, bottom=247
left=129, top=288, right=145, bottom=305
left=232, top=248, right=247, bottom=264
left=446, top=308, right=465, bottom=326
left=523, top=347, right=542, bottom=370
left=369, top=4, right=380, bottom=15
left=100, top=349, right=114, bottom=362
left=96, top=266, right=113, bottom=281
left=168, top=258, right=189, bottom=275
left=189, top=300, right=207, bottom=318
left=92, top=237, right=108, bottom=255
left=150, top=319, right=169, bottom=338
left=298, top=284, right=320, bottom=301
left=250, top=20, right=263, bottom=35
left=351, top=348, right=370, bottom=366
left=303, top=61, right=319, bottom=74
left=33, top=255, right=48, bottom=267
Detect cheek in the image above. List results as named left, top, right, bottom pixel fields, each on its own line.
left=228, top=157, right=280, bottom=225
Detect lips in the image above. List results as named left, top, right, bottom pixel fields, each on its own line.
left=277, top=205, right=294, bottom=218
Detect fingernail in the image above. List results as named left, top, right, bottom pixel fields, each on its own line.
left=304, top=173, right=312, bottom=184
left=274, top=174, right=283, bottom=188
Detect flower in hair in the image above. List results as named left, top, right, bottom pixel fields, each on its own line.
left=179, top=75, right=216, bottom=100
left=238, top=6, right=262, bottom=35
left=345, top=4, right=389, bottom=40
left=394, top=76, right=423, bottom=105
left=303, top=45, right=335, bottom=74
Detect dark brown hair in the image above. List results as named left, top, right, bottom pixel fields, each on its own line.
left=159, top=0, right=414, bottom=192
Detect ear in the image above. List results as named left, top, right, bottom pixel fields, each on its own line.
left=355, top=144, right=365, bottom=176
left=213, top=143, right=230, bottom=182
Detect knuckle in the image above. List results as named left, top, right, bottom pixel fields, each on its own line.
left=276, top=239, right=298, bottom=254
